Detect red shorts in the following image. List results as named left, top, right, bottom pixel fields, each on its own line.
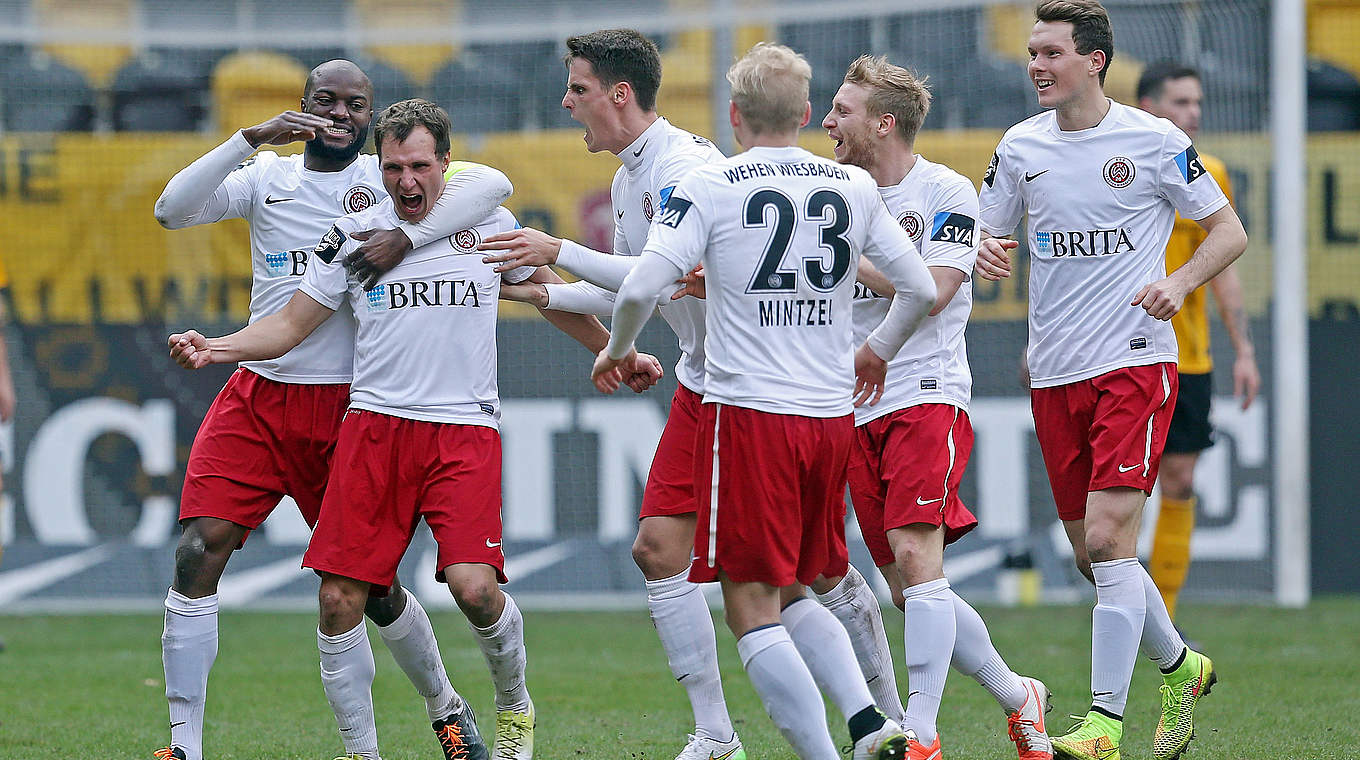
left=180, top=368, right=349, bottom=538
left=640, top=383, right=703, bottom=519
left=1031, top=363, right=1178, bottom=521
left=848, top=404, right=979, bottom=567
left=689, top=403, right=852, bottom=587
left=302, top=410, right=506, bottom=589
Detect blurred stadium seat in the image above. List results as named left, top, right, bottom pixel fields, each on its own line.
left=356, top=0, right=458, bottom=85
left=1309, top=0, right=1360, bottom=77
left=211, top=51, right=309, bottom=135
left=112, top=52, right=207, bottom=132
left=428, top=50, right=523, bottom=133
left=34, top=0, right=134, bottom=88
left=1, top=50, right=95, bottom=131
left=1308, top=58, right=1360, bottom=131
left=355, top=56, right=419, bottom=115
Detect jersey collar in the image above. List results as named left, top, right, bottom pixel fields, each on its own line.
left=620, top=117, right=669, bottom=172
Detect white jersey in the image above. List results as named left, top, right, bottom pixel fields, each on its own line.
left=646, top=146, right=917, bottom=417
left=300, top=199, right=534, bottom=428
left=853, top=157, right=978, bottom=424
left=978, top=100, right=1229, bottom=388
left=215, top=149, right=385, bottom=383
left=611, top=117, right=725, bottom=392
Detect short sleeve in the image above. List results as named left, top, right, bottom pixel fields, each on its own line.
left=977, top=141, right=1024, bottom=237
left=1158, top=128, right=1228, bottom=222
left=920, top=179, right=980, bottom=274
left=641, top=171, right=711, bottom=274
left=299, top=216, right=360, bottom=310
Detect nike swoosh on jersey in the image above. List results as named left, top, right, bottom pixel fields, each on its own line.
left=1024, top=170, right=1049, bottom=182
left=1117, top=463, right=1141, bottom=473
left=264, top=195, right=295, bottom=204
left=633, top=140, right=649, bottom=158
left=916, top=496, right=944, bottom=505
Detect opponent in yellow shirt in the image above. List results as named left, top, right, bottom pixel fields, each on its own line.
left=1137, top=63, right=1261, bottom=622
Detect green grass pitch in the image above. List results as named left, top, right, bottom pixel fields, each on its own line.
left=2, top=598, right=1357, bottom=759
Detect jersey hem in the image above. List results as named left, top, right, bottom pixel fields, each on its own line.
left=241, top=363, right=353, bottom=385
left=853, top=397, right=969, bottom=426
left=1028, top=353, right=1178, bottom=388
left=700, top=393, right=851, bottom=419
left=348, top=401, right=500, bottom=428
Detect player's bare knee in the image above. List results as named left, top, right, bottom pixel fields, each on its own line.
left=172, top=519, right=239, bottom=594
left=449, top=576, right=500, bottom=622
left=318, top=578, right=367, bottom=632
left=631, top=525, right=690, bottom=579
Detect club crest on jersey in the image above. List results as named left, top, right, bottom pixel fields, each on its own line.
left=365, top=283, right=388, bottom=312
left=643, top=192, right=656, bottom=221
left=1102, top=156, right=1136, bottom=189
left=450, top=228, right=481, bottom=253
left=344, top=185, right=377, bottom=213
left=898, top=211, right=925, bottom=244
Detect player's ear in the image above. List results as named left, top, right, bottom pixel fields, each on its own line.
left=613, top=82, right=629, bottom=105
left=879, top=112, right=896, bottom=138
left=1089, top=49, right=1106, bottom=78
left=798, top=101, right=811, bottom=129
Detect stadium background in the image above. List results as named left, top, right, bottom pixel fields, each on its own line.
left=0, top=0, right=1354, bottom=613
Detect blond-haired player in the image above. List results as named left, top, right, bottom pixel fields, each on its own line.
left=821, top=54, right=1053, bottom=760
left=597, top=42, right=938, bottom=760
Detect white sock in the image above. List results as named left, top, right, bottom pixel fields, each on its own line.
left=469, top=591, right=531, bottom=712
left=815, top=566, right=905, bottom=724
left=1090, top=558, right=1146, bottom=717
left=948, top=589, right=1027, bottom=712
left=318, top=623, right=379, bottom=759
left=1138, top=567, right=1188, bottom=669
left=783, top=597, right=877, bottom=723
left=901, top=578, right=954, bottom=745
left=738, top=625, right=840, bottom=760
left=376, top=588, right=463, bottom=721
left=645, top=570, right=735, bottom=741
left=162, top=588, right=218, bottom=760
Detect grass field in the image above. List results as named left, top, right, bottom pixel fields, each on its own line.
left=2, top=598, right=1357, bottom=759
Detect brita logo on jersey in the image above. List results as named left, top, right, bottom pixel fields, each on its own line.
left=365, top=284, right=388, bottom=312
left=266, top=249, right=310, bottom=276
left=1035, top=228, right=1136, bottom=258
left=367, top=280, right=484, bottom=311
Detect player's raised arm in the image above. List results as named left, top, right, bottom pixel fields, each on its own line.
left=346, top=163, right=513, bottom=289
left=168, top=290, right=334, bottom=368
left=154, top=112, right=332, bottom=229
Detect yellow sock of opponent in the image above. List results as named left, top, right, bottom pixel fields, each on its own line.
left=1150, top=496, right=1196, bottom=618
